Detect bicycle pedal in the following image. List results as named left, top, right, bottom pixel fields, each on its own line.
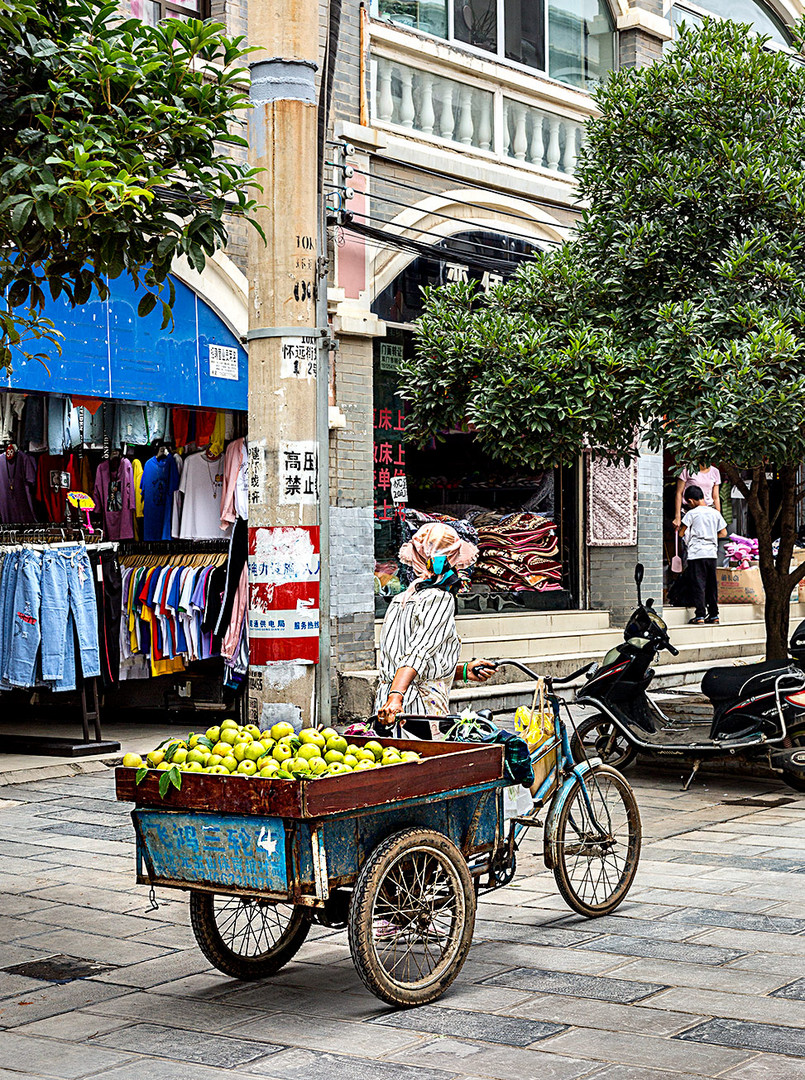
left=511, top=816, right=542, bottom=827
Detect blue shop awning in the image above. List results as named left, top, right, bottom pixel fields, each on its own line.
left=5, top=273, right=247, bottom=410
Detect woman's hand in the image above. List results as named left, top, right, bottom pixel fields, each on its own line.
left=377, top=693, right=405, bottom=728
left=467, top=659, right=495, bottom=683
left=672, top=517, right=682, bottom=530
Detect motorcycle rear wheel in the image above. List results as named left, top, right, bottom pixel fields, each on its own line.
left=571, top=715, right=637, bottom=770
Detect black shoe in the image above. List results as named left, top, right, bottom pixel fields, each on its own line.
left=689, top=617, right=705, bottom=624
left=705, top=615, right=720, bottom=624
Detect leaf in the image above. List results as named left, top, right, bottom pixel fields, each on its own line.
left=135, top=767, right=148, bottom=785
left=197, top=736, right=214, bottom=750
left=137, top=292, right=157, bottom=318
left=158, top=770, right=173, bottom=799
left=169, top=766, right=182, bottom=791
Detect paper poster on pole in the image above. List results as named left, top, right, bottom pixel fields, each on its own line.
left=279, top=440, right=318, bottom=505
left=280, top=336, right=318, bottom=379
left=248, top=526, right=320, bottom=664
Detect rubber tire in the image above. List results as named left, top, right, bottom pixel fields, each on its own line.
left=571, top=714, right=638, bottom=771
left=189, top=892, right=312, bottom=980
left=348, top=827, right=476, bottom=1008
left=552, top=764, right=642, bottom=918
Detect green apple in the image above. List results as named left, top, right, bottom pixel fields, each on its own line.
left=205, top=725, right=221, bottom=743
left=320, top=727, right=339, bottom=741
left=220, top=718, right=239, bottom=731
left=299, top=728, right=326, bottom=748
left=346, top=744, right=360, bottom=757
left=273, top=743, right=293, bottom=763
left=187, top=748, right=207, bottom=765
left=288, top=757, right=311, bottom=775
left=400, top=751, right=420, bottom=762
left=356, top=748, right=376, bottom=763
left=271, top=721, right=296, bottom=741
left=186, top=761, right=203, bottom=772
left=343, top=754, right=358, bottom=768
left=364, top=740, right=384, bottom=761
left=237, top=759, right=257, bottom=776
left=221, top=755, right=238, bottom=773
left=325, top=735, right=348, bottom=755
left=324, top=749, right=344, bottom=764
left=208, top=764, right=229, bottom=774
left=206, top=754, right=223, bottom=767
left=297, top=743, right=322, bottom=761
left=245, top=741, right=267, bottom=762
left=259, top=765, right=279, bottom=777
left=244, top=724, right=261, bottom=739
left=308, top=757, right=328, bottom=776
left=122, top=752, right=143, bottom=769
left=232, top=742, right=250, bottom=763
left=327, top=762, right=352, bottom=775
left=219, top=729, right=238, bottom=746
left=354, top=760, right=377, bottom=771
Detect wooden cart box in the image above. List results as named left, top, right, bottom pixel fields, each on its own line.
left=116, top=738, right=505, bottom=903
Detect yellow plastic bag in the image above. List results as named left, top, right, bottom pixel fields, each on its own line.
left=514, top=677, right=555, bottom=750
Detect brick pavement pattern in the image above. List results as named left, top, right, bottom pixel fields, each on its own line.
left=0, top=769, right=804, bottom=1078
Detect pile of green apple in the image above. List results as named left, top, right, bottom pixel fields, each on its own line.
left=123, top=719, right=421, bottom=781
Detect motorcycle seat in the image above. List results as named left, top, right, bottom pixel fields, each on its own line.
left=702, top=660, right=795, bottom=704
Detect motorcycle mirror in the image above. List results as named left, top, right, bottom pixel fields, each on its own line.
left=634, top=563, right=644, bottom=606
left=646, top=597, right=654, bottom=608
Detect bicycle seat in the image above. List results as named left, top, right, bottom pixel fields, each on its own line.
left=701, top=660, right=794, bottom=704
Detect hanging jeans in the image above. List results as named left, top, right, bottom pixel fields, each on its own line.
left=41, top=547, right=101, bottom=682
left=6, top=549, right=43, bottom=688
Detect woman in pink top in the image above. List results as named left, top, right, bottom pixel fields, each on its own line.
left=673, top=464, right=721, bottom=529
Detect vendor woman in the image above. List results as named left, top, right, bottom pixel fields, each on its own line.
left=375, top=522, right=494, bottom=739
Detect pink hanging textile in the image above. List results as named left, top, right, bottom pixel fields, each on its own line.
left=586, top=455, right=639, bottom=547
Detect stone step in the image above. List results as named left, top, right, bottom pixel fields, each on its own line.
left=374, top=608, right=610, bottom=648
left=663, top=602, right=805, bottom=627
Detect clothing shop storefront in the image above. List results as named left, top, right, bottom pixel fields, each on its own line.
left=370, top=233, right=581, bottom=620
left=0, top=270, right=249, bottom=753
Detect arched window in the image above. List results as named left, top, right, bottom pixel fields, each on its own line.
left=372, top=0, right=616, bottom=90
left=671, top=1, right=791, bottom=48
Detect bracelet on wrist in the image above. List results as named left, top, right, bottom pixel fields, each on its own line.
left=388, top=691, right=404, bottom=700
left=463, top=662, right=469, bottom=685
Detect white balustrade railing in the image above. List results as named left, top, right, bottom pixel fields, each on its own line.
left=502, top=97, right=584, bottom=175
left=371, top=53, right=586, bottom=176
left=374, top=55, right=494, bottom=153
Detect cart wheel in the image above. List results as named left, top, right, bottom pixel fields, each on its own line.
left=189, top=892, right=312, bottom=980
left=571, top=715, right=637, bottom=770
left=550, top=764, right=641, bottom=918
left=348, top=827, right=475, bottom=1008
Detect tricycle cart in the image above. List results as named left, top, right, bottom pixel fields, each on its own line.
left=117, top=712, right=641, bottom=1007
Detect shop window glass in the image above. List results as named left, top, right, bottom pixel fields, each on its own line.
left=455, top=0, right=498, bottom=55
left=548, top=0, right=614, bottom=88
left=671, top=1, right=790, bottom=47
left=130, top=0, right=207, bottom=25
left=504, top=0, right=545, bottom=71
left=374, top=0, right=449, bottom=39
left=373, top=0, right=614, bottom=92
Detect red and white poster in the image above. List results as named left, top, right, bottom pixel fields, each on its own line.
left=248, top=526, right=320, bottom=664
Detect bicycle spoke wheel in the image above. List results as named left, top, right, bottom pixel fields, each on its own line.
left=571, top=715, right=636, bottom=770
left=349, top=827, right=475, bottom=1007
left=190, top=892, right=311, bottom=979
left=550, top=764, right=641, bottom=917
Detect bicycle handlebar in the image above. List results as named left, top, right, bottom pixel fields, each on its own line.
left=493, top=658, right=597, bottom=685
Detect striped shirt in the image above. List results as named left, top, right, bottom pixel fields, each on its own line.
left=375, top=588, right=460, bottom=717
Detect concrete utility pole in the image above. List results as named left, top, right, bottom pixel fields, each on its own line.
left=246, top=1, right=323, bottom=731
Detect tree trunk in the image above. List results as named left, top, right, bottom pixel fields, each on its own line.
left=723, top=463, right=801, bottom=661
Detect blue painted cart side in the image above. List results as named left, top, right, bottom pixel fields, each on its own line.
left=132, top=780, right=505, bottom=904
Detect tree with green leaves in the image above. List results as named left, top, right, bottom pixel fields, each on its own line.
left=403, top=18, right=805, bottom=660
left=0, top=0, right=260, bottom=368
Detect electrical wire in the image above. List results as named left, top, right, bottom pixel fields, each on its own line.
left=326, top=137, right=586, bottom=219
left=340, top=162, right=579, bottom=234
left=346, top=206, right=559, bottom=254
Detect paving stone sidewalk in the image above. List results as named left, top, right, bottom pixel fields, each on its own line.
left=1, top=767, right=804, bottom=1079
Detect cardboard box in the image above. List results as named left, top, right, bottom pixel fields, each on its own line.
left=717, top=566, right=764, bottom=604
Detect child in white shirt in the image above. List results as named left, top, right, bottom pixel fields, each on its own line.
left=678, top=485, right=728, bottom=624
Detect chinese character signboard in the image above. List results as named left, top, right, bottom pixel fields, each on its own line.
left=209, top=344, right=239, bottom=381
left=248, top=526, right=320, bottom=664
left=279, top=440, right=319, bottom=505
left=280, top=336, right=318, bottom=379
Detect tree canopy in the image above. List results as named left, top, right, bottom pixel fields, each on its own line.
left=403, top=18, right=805, bottom=657
left=0, top=0, right=259, bottom=367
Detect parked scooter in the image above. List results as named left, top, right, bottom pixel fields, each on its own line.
left=571, top=565, right=805, bottom=792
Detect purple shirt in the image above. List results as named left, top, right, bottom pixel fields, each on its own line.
left=0, top=451, right=37, bottom=523
left=93, top=458, right=135, bottom=540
